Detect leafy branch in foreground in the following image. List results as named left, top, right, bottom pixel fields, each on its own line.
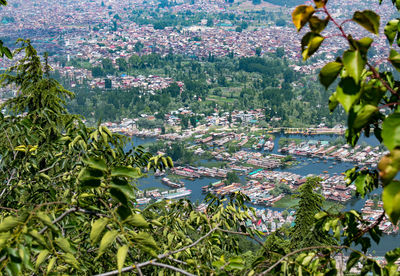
left=281, top=0, right=400, bottom=274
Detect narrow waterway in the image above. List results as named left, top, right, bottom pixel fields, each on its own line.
left=128, top=133, right=398, bottom=254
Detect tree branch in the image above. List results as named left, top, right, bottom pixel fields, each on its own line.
left=351, top=211, right=385, bottom=243
left=146, top=262, right=196, bottom=276
left=217, top=228, right=264, bottom=246
left=93, top=226, right=220, bottom=276
left=38, top=207, right=77, bottom=234
left=367, top=63, right=398, bottom=96
left=38, top=207, right=107, bottom=234
left=259, top=245, right=349, bottom=275
left=94, top=226, right=262, bottom=276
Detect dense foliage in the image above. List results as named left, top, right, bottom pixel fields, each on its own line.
left=61, top=53, right=345, bottom=127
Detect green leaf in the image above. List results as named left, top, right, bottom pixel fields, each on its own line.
left=111, top=166, right=141, bottom=178
left=352, top=104, right=378, bottom=129
left=80, top=178, right=101, bottom=188
left=90, top=218, right=108, bottom=244
left=354, top=174, right=368, bottom=197
left=97, top=230, right=118, bottom=258
left=78, top=167, right=104, bottom=180
left=382, top=181, right=400, bottom=225
left=110, top=181, right=135, bottom=200
left=132, top=232, right=158, bottom=251
left=315, top=211, right=328, bottom=220
left=385, top=248, right=400, bottom=264
left=36, top=212, right=58, bottom=232
left=384, top=19, right=399, bottom=46
left=309, top=16, right=329, bottom=34
left=319, top=61, right=343, bottom=89
left=55, top=237, right=74, bottom=254
left=389, top=49, right=400, bottom=71
left=83, top=157, right=107, bottom=171
left=29, top=230, right=47, bottom=247
left=301, top=32, right=324, bottom=60
left=117, top=245, right=129, bottom=274
left=124, top=214, right=149, bottom=228
left=62, top=253, right=79, bottom=269
left=336, top=77, right=361, bottom=112
left=382, top=113, right=400, bottom=151
left=36, top=250, right=49, bottom=268
left=292, top=5, right=315, bottom=32
left=117, top=205, right=132, bottom=220
left=0, top=232, right=11, bottom=249
left=47, top=257, right=57, bottom=274
left=110, top=188, right=128, bottom=205
left=352, top=10, right=380, bottom=34
left=346, top=251, right=361, bottom=271
left=343, top=50, right=365, bottom=84
left=354, top=37, right=373, bottom=57
left=0, top=216, right=21, bottom=232
left=2, top=46, right=12, bottom=59
left=302, top=253, right=315, bottom=266
left=5, top=262, right=21, bottom=276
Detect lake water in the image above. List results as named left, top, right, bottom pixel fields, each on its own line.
left=128, top=133, right=398, bottom=254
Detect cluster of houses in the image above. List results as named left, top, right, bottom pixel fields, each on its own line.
left=280, top=140, right=385, bottom=165
left=245, top=208, right=295, bottom=234
left=88, top=74, right=183, bottom=93
left=362, top=200, right=399, bottom=234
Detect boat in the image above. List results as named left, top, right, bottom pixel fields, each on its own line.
left=154, top=170, right=165, bottom=177
left=162, top=188, right=192, bottom=199
left=136, top=198, right=151, bottom=205
left=161, top=177, right=184, bottom=188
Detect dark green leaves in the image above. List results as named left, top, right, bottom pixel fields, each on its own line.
left=301, top=32, right=324, bottom=60
left=382, top=181, right=400, bottom=225
left=292, top=5, right=315, bottom=32
left=319, top=61, right=343, bottom=89
left=385, top=248, right=400, bottom=264
left=78, top=167, right=103, bottom=188
left=111, top=166, right=141, bottom=178
left=347, top=251, right=361, bottom=271
left=352, top=10, right=380, bottom=35
left=309, top=16, right=329, bottom=34
left=382, top=113, right=400, bottom=151
left=83, top=157, right=107, bottom=171
left=384, top=19, right=399, bottom=46
left=0, top=41, right=12, bottom=59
